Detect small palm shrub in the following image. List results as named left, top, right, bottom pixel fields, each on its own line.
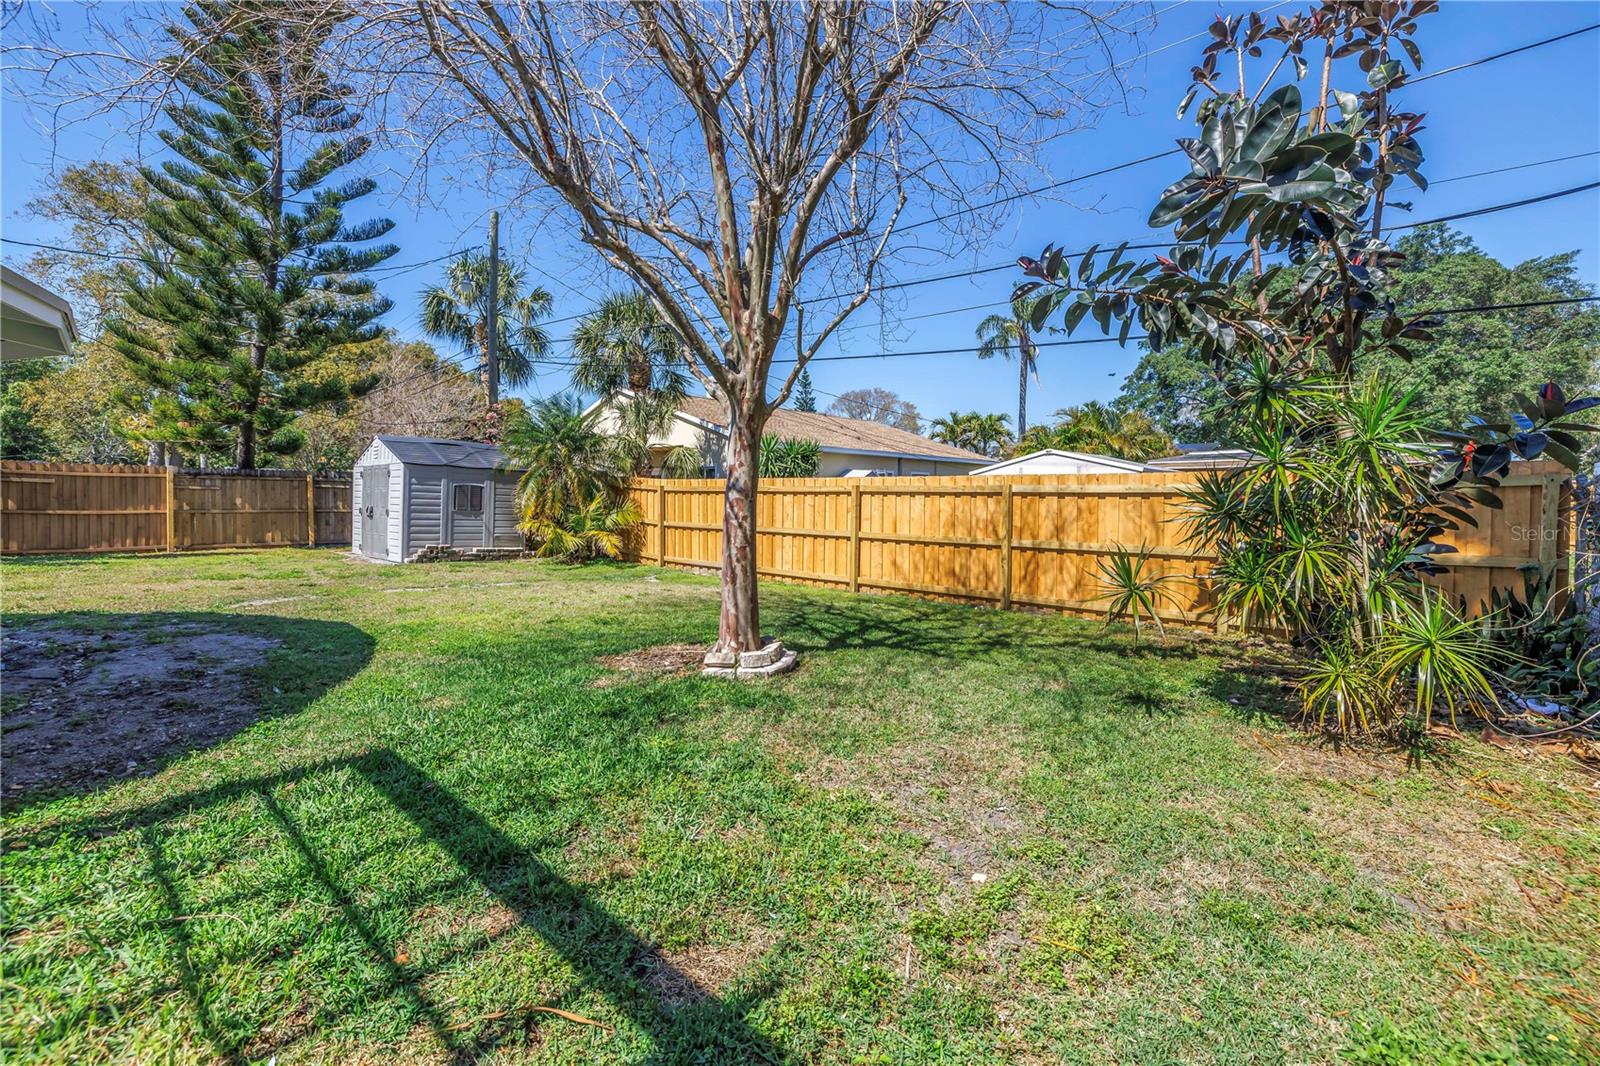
left=528, top=495, right=642, bottom=561
left=759, top=436, right=820, bottom=478
left=499, top=394, right=642, bottom=558
left=1095, top=545, right=1180, bottom=639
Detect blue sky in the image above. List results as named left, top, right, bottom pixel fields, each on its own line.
left=3, top=1, right=1597, bottom=428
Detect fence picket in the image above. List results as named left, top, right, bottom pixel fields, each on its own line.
left=623, top=464, right=1574, bottom=627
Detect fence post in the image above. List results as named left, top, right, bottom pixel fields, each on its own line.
left=656, top=481, right=666, bottom=565
left=1000, top=482, right=1013, bottom=610
left=164, top=467, right=177, bottom=552
left=1539, top=474, right=1562, bottom=579
left=306, top=472, right=316, bottom=548
left=848, top=482, right=862, bottom=593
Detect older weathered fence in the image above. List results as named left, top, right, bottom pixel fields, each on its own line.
left=622, top=464, right=1574, bottom=628
left=1, top=461, right=351, bottom=555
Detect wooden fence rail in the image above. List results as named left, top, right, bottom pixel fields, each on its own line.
left=622, top=464, right=1573, bottom=628
left=2, top=461, right=351, bottom=556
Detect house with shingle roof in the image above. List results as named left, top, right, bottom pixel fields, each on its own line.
left=586, top=391, right=990, bottom=477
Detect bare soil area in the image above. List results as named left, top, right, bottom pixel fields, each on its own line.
left=590, top=643, right=706, bottom=687
left=2, top=622, right=280, bottom=798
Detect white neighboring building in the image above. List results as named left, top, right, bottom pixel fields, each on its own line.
left=968, top=449, right=1157, bottom=476
left=1, top=266, right=77, bottom=362
left=1145, top=448, right=1258, bottom=470
left=586, top=392, right=990, bottom=477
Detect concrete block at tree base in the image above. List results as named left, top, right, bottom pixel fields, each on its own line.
left=702, top=639, right=798, bottom=679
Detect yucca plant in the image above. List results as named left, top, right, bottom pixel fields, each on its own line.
left=528, top=495, right=642, bottom=562
left=1095, top=545, right=1180, bottom=640
left=1300, top=640, right=1392, bottom=736
left=1376, top=590, right=1499, bottom=726
left=1019, top=6, right=1597, bottom=736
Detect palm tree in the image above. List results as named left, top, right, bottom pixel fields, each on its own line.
left=1048, top=402, right=1174, bottom=460
left=929, top=410, right=978, bottom=451
left=974, top=294, right=1041, bottom=436
left=499, top=394, right=626, bottom=525
left=570, top=291, right=699, bottom=477
left=420, top=251, right=554, bottom=407
left=970, top=412, right=1014, bottom=458
left=570, top=291, right=688, bottom=400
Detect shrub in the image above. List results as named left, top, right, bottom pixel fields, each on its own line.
left=759, top=435, right=820, bottom=478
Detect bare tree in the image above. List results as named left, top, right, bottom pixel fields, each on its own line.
left=356, top=0, right=1141, bottom=664
left=825, top=388, right=923, bottom=432
left=9, top=0, right=1143, bottom=663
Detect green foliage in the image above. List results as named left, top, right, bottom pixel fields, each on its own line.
left=528, top=494, right=641, bottom=562
left=421, top=251, right=553, bottom=401
left=928, top=410, right=1012, bottom=457
left=12, top=338, right=146, bottom=463
left=0, top=359, right=55, bottom=460
left=1018, top=401, right=1174, bottom=460
left=568, top=291, right=682, bottom=400
left=1474, top=568, right=1598, bottom=710
left=759, top=436, right=820, bottom=478
left=1177, top=378, right=1513, bottom=732
left=569, top=292, right=694, bottom=476
left=974, top=293, right=1042, bottom=433
left=501, top=395, right=626, bottom=520
left=107, top=1, right=397, bottom=469
left=791, top=369, right=817, bottom=412
left=1114, top=225, right=1600, bottom=444
left=1023, top=4, right=1597, bottom=734
left=1095, top=545, right=1179, bottom=639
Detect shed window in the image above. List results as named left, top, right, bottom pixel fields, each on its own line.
left=452, top=484, right=484, bottom=515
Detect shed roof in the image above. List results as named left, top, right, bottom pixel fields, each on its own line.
left=371, top=435, right=516, bottom=470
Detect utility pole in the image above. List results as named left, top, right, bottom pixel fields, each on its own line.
left=485, top=210, right=500, bottom=412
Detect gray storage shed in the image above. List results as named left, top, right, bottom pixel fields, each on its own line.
left=352, top=435, right=525, bottom=562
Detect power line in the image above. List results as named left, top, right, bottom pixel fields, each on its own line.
left=805, top=21, right=1597, bottom=264
left=802, top=178, right=1600, bottom=308
left=1407, top=22, right=1598, bottom=85
left=880, top=152, right=1600, bottom=326
left=0, top=235, right=477, bottom=279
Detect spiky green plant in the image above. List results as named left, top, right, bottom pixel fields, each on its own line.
left=759, top=436, right=821, bottom=478
left=528, top=495, right=642, bottom=562
left=1377, top=590, right=1499, bottom=725
left=1095, top=545, right=1180, bottom=640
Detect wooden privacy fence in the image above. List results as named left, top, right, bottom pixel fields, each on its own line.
left=1, top=460, right=351, bottom=556
left=622, top=464, right=1574, bottom=628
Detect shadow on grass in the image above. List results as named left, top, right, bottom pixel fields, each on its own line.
left=11, top=749, right=787, bottom=1064
left=770, top=591, right=1296, bottom=724
left=2, top=611, right=374, bottom=806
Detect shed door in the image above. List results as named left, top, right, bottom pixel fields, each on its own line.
left=361, top=465, right=390, bottom=557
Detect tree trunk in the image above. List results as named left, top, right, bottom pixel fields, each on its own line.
left=1017, top=356, right=1028, bottom=439
left=237, top=415, right=257, bottom=470
left=714, top=409, right=762, bottom=654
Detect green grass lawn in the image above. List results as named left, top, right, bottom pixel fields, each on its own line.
left=2, top=549, right=1596, bottom=1064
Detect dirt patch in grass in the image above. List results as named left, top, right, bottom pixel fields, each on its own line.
left=1, top=622, right=280, bottom=798
left=590, top=643, right=705, bottom=687
left=800, top=743, right=1036, bottom=889
left=634, top=929, right=777, bottom=1010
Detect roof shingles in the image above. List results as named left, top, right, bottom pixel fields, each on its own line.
left=674, top=396, right=987, bottom=463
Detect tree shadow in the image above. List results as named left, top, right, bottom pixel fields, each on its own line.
left=1, top=611, right=374, bottom=806
left=13, top=749, right=787, bottom=1064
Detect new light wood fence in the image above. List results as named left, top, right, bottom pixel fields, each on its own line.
left=622, top=464, right=1574, bottom=628
left=1, top=461, right=351, bottom=556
